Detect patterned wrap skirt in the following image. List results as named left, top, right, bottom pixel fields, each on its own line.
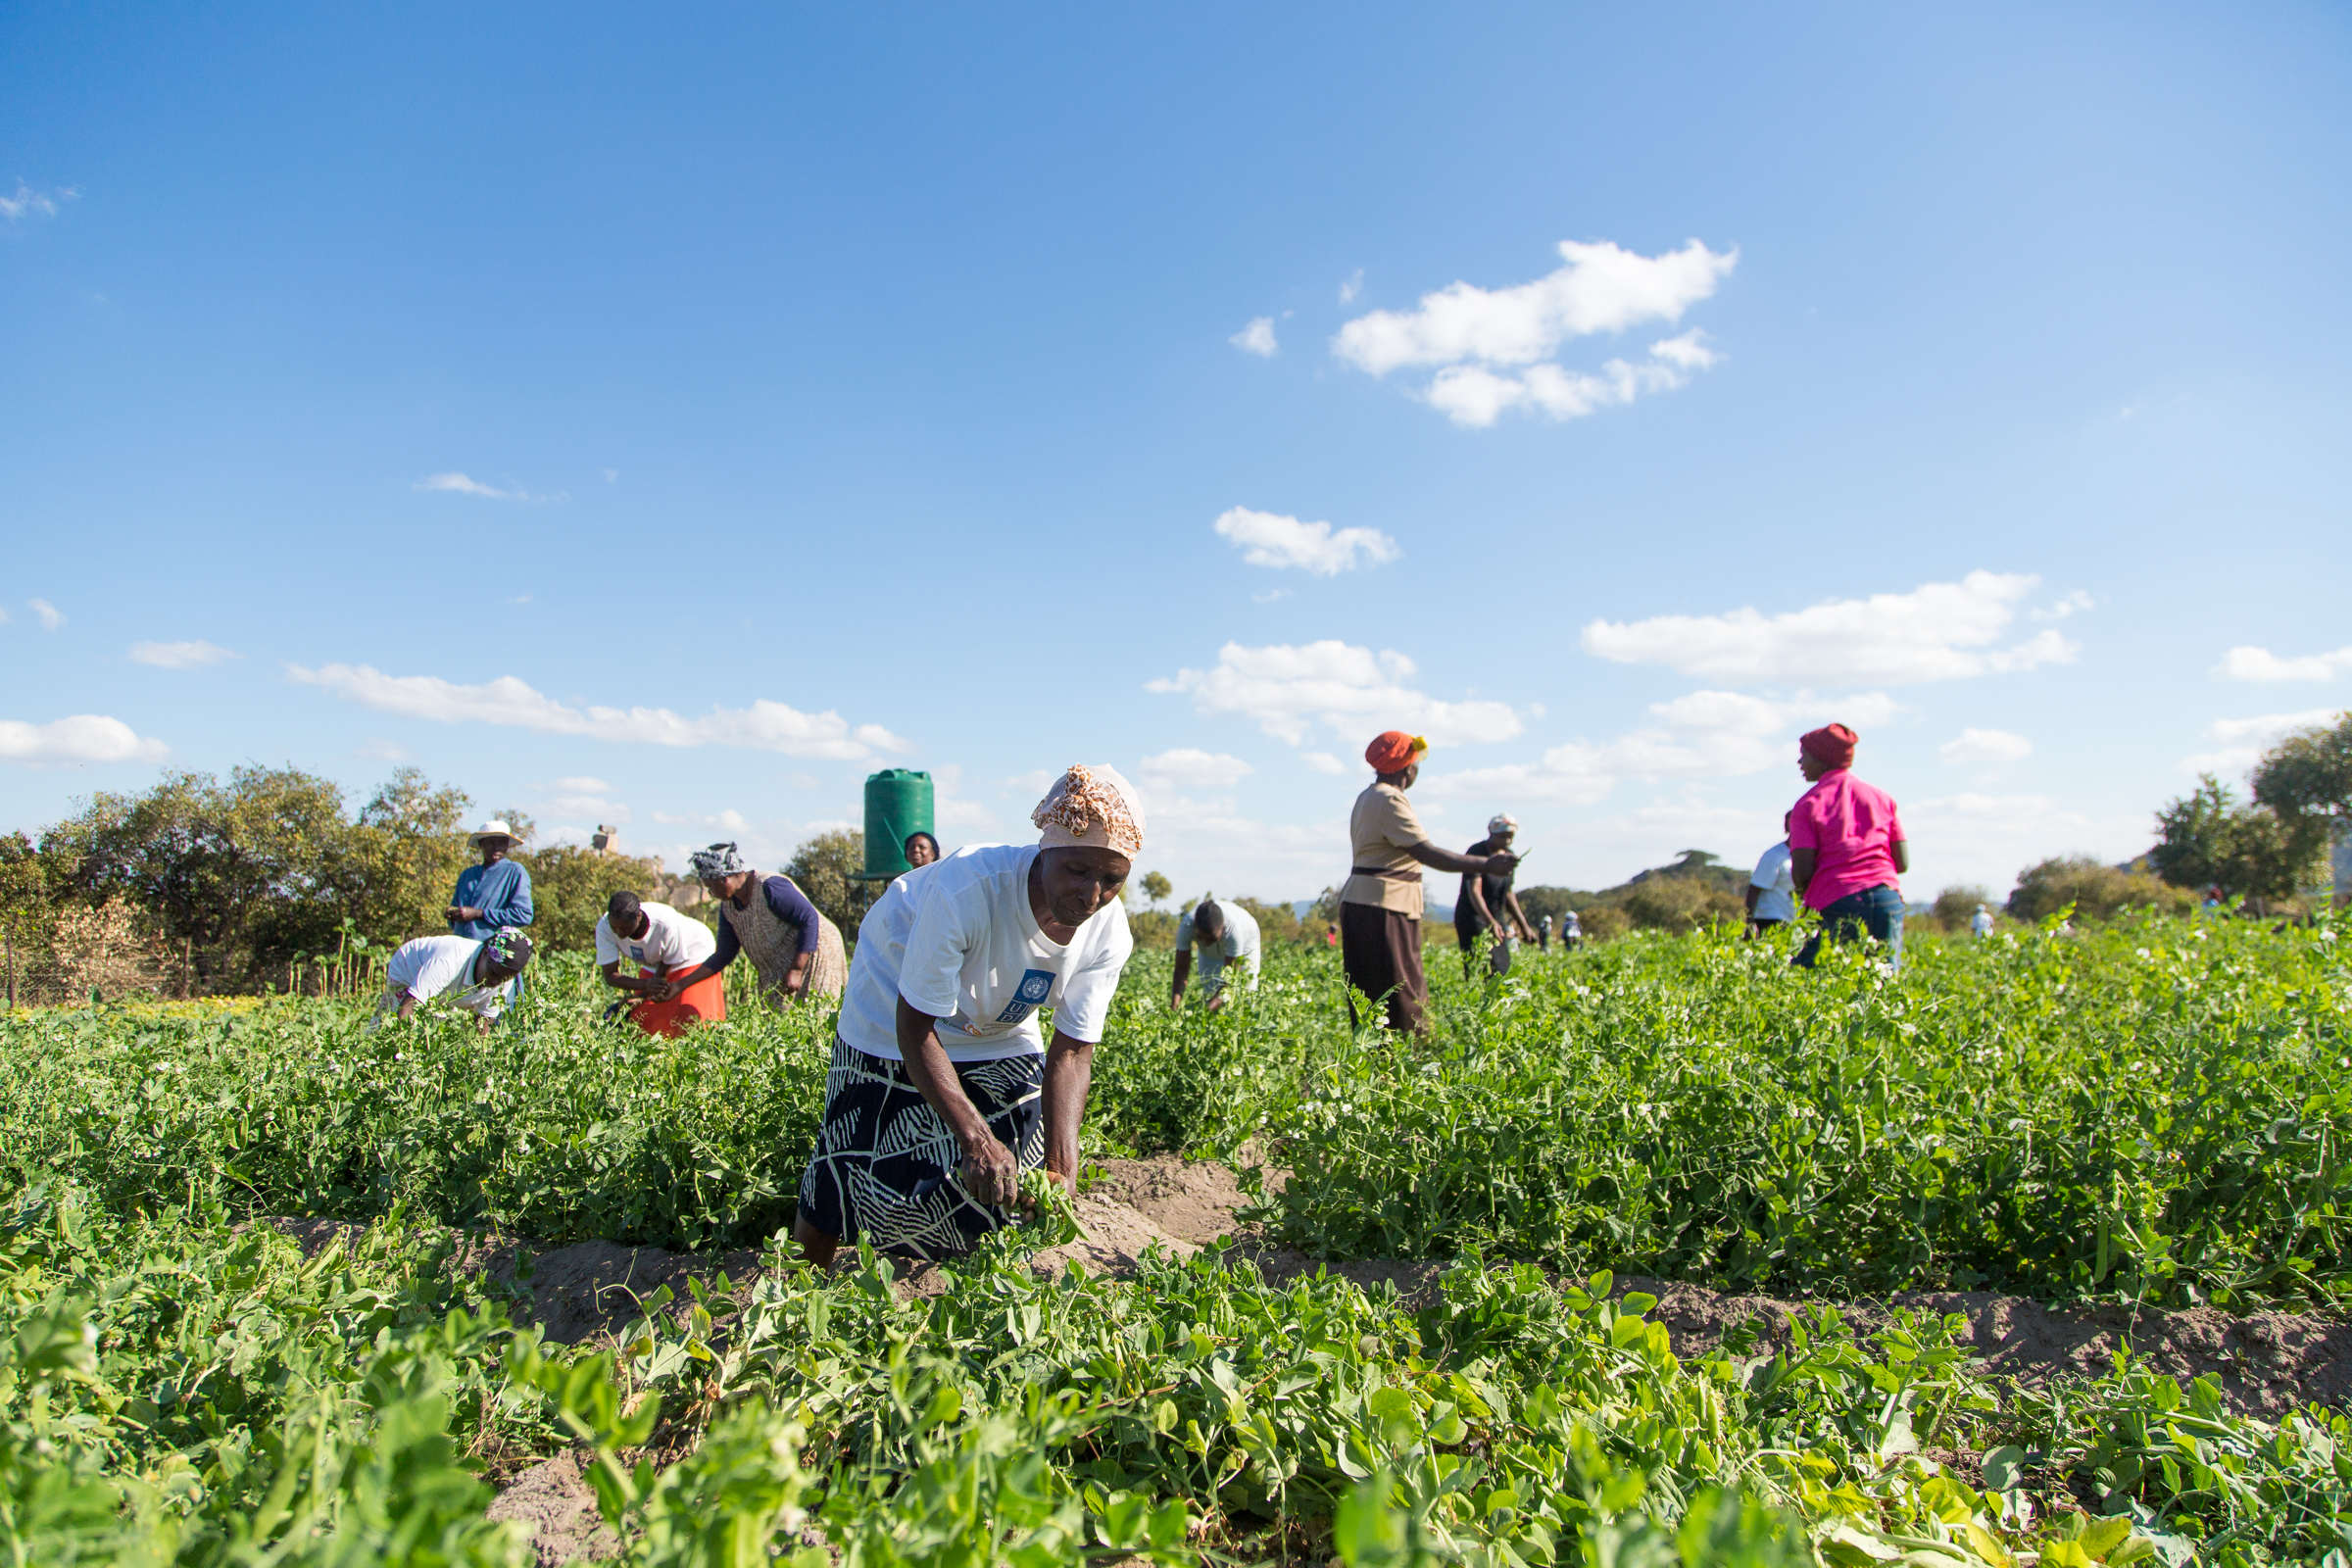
left=796, top=1036, right=1045, bottom=1259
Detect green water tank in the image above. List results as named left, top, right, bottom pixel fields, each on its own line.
left=860, top=769, right=936, bottom=879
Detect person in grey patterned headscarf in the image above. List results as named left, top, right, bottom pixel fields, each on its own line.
left=661, top=842, right=847, bottom=1008
left=689, top=842, right=751, bottom=880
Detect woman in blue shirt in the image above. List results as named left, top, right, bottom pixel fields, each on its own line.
left=447, top=820, right=536, bottom=940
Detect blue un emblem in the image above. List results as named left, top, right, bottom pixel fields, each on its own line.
left=996, top=968, right=1056, bottom=1023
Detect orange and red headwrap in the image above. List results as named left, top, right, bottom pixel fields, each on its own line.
left=1364, top=730, right=1428, bottom=774
left=1800, top=724, right=1858, bottom=769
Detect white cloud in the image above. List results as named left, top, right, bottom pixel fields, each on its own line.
left=1139, top=749, right=1255, bottom=790
left=1127, top=792, right=1348, bottom=902
left=0, top=714, right=170, bottom=767
left=0, top=183, right=64, bottom=221
left=1939, top=728, right=2033, bottom=764
left=355, top=737, right=411, bottom=761
left=1901, top=793, right=2150, bottom=895
left=1230, top=317, right=1278, bottom=357
left=128, top=639, right=238, bottom=669
left=1422, top=689, right=1901, bottom=806
left=931, top=763, right=994, bottom=830
left=545, top=794, right=628, bottom=822
left=2216, top=645, right=2352, bottom=683
left=554, top=775, right=614, bottom=793
left=1149, top=640, right=1521, bottom=748
left=1332, top=239, right=1737, bottom=427
left=654, top=808, right=752, bottom=831
left=286, top=663, right=911, bottom=759
left=1338, top=270, right=1363, bottom=305
left=1212, top=507, right=1400, bottom=576
left=1001, top=768, right=1054, bottom=797
left=414, top=472, right=559, bottom=503
left=1301, top=752, right=1347, bottom=775
left=29, top=600, right=64, bottom=631
left=2180, top=709, right=2342, bottom=775
left=1582, top=571, right=2079, bottom=686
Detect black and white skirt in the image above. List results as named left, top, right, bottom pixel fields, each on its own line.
left=796, top=1036, right=1045, bottom=1259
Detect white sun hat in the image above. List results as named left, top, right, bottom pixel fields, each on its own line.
left=467, top=819, right=520, bottom=846
left=1487, top=812, right=1519, bottom=834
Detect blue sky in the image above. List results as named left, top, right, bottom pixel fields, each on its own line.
left=4, top=3, right=2348, bottom=905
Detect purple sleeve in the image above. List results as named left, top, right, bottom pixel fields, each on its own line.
left=712, top=910, right=741, bottom=968
left=763, top=875, right=824, bottom=954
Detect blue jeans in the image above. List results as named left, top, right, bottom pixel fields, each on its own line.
left=1795, top=884, right=1905, bottom=969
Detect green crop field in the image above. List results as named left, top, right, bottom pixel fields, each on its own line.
left=5, top=911, right=2349, bottom=1566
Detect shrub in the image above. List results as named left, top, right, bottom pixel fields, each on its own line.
left=2007, top=857, right=2196, bottom=923
left=1930, top=884, right=1996, bottom=933
left=1620, top=877, right=1743, bottom=934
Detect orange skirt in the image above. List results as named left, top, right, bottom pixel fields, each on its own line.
left=627, top=963, right=727, bottom=1037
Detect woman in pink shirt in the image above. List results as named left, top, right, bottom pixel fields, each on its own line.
left=1788, top=724, right=1910, bottom=968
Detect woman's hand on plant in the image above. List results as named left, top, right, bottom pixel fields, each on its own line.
left=959, top=1134, right=1021, bottom=1208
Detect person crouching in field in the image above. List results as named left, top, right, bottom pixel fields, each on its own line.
left=1170, top=897, right=1259, bottom=1013
left=371, top=929, right=534, bottom=1031
left=1789, top=724, right=1909, bottom=969
left=595, top=891, right=724, bottom=1036
left=662, top=844, right=847, bottom=1009
left=793, top=763, right=1143, bottom=1265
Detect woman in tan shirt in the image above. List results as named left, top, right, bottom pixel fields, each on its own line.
left=1340, top=731, right=1517, bottom=1033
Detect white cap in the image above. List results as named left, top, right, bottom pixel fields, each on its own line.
left=1488, top=812, right=1518, bottom=834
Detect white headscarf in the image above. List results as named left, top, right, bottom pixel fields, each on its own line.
left=1031, top=764, right=1146, bottom=858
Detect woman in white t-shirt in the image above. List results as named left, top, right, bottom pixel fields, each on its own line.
left=795, top=763, right=1144, bottom=1265
left=594, top=891, right=723, bottom=1036
left=371, top=929, right=535, bottom=1031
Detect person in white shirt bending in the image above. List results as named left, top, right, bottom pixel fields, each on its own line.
left=1170, top=898, right=1260, bottom=1013
left=594, top=892, right=722, bottom=1035
left=371, top=929, right=534, bottom=1031
left=1745, top=813, right=1796, bottom=936
left=794, top=763, right=1145, bottom=1266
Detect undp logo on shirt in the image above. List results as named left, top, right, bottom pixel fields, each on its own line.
left=995, top=968, right=1056, bottom=1024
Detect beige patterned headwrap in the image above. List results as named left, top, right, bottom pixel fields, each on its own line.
left=1031, top=763, right=1146, bottom=858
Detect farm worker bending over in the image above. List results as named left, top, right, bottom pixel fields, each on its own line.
left=1455, top=813, right=1537, bottom=978
left=1746, top=813, right=1796, bottom=935
left=447, top=821, right=534, bottom=941
left=662, top=844, right=847, bottom=1008
left=1340, top=732, right=1516, bottom=1034
left=1789, top=724, right=1910, bottom=969
left=595, top=891, right=724, bottom=1036
left=1170, top=897, right=1259, bottom=1012
left=794, top=763, right=1143, bottom=1265
left=371, top=929, right=533, bottom=1031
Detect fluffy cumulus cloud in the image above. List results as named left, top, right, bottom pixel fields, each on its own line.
left=1138, top=749, right=1255, bottom=790
left=128, top=640, right=238, bottom=669
left=29, top=600, right=65, bottom=631
left=2179, top=709, right=2342, bottom=775
left=1300, top=752, right=1347, bottom=775
left=1332, top=239, right=1737, bottom=426
left=1, top=714, right=170, bottom=767
left=1229, top=317, right=1278, bottom=357
left=2216, top=644, right=2352, bottom=682
left=1421, top=690, right=1901, bottom=806
left=1582, top=571, right=2079, bottom=687
left=1939, top=728, right=2033, bottom=764
left=287, top=663, right=910, bottom=759
left=1212, top=507, right=1400, bottom=576
left=1148, top=641, right=1520, bottom=748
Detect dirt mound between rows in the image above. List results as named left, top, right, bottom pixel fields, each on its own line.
left=484, top=1451, right=615, bottom=1567
left=1618, top=1275, right=2352, bottom=1419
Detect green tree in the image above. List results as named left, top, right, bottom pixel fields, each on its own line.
left=1233, top=896, right=1301, bottom=946
left=350, top=767, right=474, bottom=942
left=1139, top=871, right=1173, bottom=909
left=2005, top=858, right=2194, bottom=924
left=2252, top=710, right=2352, bottom=842
left=786, top=830, right=880, bottom=939
left=0, top=831, right=49, bottom=952
left=39, top=766, right=373, bottom=981
left=2148, top=775, right=2327, bottom=914
left=1929, top=884, right=1996, bottom=933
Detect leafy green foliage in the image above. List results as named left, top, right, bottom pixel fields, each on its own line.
left=2005, top=858, right=2196, bottom=924
left=2150, top=775, right=2328, bottom=908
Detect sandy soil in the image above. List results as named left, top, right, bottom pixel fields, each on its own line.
left=259, top=1152, right=2352, bottom=1563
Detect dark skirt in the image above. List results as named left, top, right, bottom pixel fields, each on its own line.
left=1341, top=901, right=1429, bottom=1034
left=796, top=1037, right=1045, bottom=1258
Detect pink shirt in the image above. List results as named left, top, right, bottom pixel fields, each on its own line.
left=1789, top=769, right=1905, bottom=910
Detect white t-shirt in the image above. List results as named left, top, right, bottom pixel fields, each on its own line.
left=1972, top=908, right=1995, bottom=937
left=594, top=902, right=718, bottom=971
left=840, top=842, right=1135, bottom=1063
left=1175, top=903, right=1261, bottom=992
left=1750, top=843, right=1795, bottom=922
left=384, top=935, right=515, bottom=1019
